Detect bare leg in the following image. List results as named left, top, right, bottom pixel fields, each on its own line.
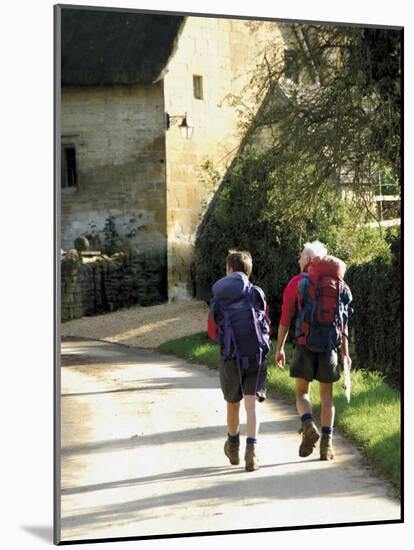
left=224, top=401, right=241, bottom=466
left=296, top=378, right=319, bottom=457
left=244, top=394, right=260, bottom=471
left=227, top=401, right=240, bottom=436
left=319, top=382, right=335, bottom=427
left=244, top=395, right=259, bottom=439
left=319, top=382, right=335, bottom=460
left=295, top=378, right=312, bottom=416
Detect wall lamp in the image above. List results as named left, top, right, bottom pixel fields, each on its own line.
left=166, top=112, right=194, bottom=140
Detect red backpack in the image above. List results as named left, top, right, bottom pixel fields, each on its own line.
left=295, top=256, right=353, bottom=353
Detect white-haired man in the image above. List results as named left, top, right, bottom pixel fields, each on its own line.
left=275, top=241, right=352, bottom=460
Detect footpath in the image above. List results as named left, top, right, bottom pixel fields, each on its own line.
left=59, top=311, right=400, bottom=542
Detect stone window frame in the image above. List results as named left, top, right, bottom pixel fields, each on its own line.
left=193, top=75, right=204, bottom=100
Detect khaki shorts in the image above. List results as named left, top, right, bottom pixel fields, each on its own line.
left=219, top=357, right=268, bottom=403
left=290, top=344, right=340, bottom=383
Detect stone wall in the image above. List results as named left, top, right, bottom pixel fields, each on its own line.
left=163, top=17, right=285, bottom=300
left=61, top=83, right=167, bottom=264
left=61, top=250, right=166, bottom=322
left=60, top=19, right=287, bottom=304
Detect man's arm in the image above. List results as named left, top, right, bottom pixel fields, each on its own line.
left=341, top=328, right=352, bottom=369
left=341, top=286, right=353, bottom=368
left=274, top=277, right=298, bottom=368
left=275, top=323, right=289, bottom=367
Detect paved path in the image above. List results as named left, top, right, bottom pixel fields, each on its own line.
left=59, top=338, right=400, bottom=543
left=60, top=300, right=208, bottom=349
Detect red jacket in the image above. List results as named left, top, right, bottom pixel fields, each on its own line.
left=279, top=273, right=307, bottom=345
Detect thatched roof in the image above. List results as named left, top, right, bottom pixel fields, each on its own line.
left=61, top=9, right=185, bottom=86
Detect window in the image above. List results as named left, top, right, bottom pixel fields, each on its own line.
left=284, top=50, right=299, bottom=84
left=61, top=145, right=78, bottom=188
left=193, top=75, right=204, bottom=100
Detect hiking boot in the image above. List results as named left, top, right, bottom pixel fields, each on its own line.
left=320, top=434, right=335, bottom=460
left=224, top=439, right=240, bottom=465
left=245, top=443, right=259, bottom=471
left=298, top=419, right=320, bottom=457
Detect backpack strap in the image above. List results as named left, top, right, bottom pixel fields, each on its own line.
left=247, top=286, right=270, bottom=354
left=213, top=299, right=233, bottom=358
left=325, top=278, right=346, bottom=353
left=222, top=310, right=232, bottom=358
left=253, top=350, right=263, bottom=396
left=295, top=274, right=310, bottom=338
left=219, top=305, right=246, bottom=363
left=336, top=279, right=343, bottom=331
left=250, top=302, right=268, bottom=350
left=234, top=355, right=245, bottom=398
left=340, top=283, right=353, bottom=348
left=311, top=276, right=321, bottom=324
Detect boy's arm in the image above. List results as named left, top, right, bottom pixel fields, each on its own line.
left=207, top=297, right=218, bottom=342
left=207, top=310, right=217, bottom=342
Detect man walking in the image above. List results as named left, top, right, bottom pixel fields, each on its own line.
left=275, top=241, right=352, bottom=460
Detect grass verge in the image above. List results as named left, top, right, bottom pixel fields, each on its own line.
left=157, top=332, right=401, bottom=491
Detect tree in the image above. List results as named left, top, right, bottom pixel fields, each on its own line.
left=240, top=23, right=402, bottom=216
left=194, top=23, right=401, bottom=312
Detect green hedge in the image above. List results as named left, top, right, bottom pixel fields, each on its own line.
left=194, top=149, right=401, bottom=384
left=346, top=230, right=401, bottom=387
left=194, top=148, right=391, bottom=327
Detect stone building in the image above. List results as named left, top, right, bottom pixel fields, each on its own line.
left=60, top=8, right=285, bottom=301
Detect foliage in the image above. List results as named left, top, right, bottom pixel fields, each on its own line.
left=158, top=332, right=220, bottom=370
left=194, top=147, right=392, bottom=328
left=195, top=150, right=400, bottom=382
left=102, top=216, right=124, bottom=256
left=346, top=228, right=401, bottom=387
left=194, top=23, right=401, bottom=364
left=242, top=24, right=402, bottom=207
left=157, top=333, right=400, bottom=490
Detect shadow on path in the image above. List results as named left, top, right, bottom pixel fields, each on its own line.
left=62, top=460, right=314, bottom=495
left=61, top=418, right=295, bottom=457
left=61, top=384, right=176, bottom=397
left=61, top=466, right=376, bottom=532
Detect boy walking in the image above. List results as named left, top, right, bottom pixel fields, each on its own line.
left=275, top=241, right=353, bottom=460
left=209, top=250, right=271, bottom=471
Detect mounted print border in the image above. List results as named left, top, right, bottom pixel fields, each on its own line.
left=54, top=3, right=403, bottom=545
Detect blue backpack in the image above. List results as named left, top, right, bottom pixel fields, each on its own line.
left=210, top=272, right=271, bottom=370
